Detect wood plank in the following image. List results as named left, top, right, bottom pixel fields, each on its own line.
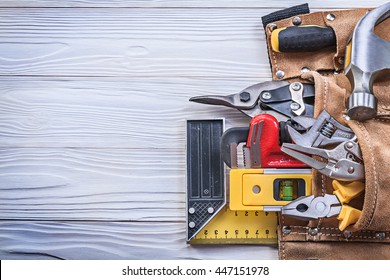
left=0, top=77, right=251, bottom=148
left=0, top=8, right=273, bottom=78
left=0, top=0, right=385, bottom=8
left=0, top=147, right=190, bottom=221
left=0, top=5, right=381, bottom=78
left=0, top=221, right=278, bottom=259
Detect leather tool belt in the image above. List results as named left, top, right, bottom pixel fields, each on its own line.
left=263, top=4, right=390, bottom=260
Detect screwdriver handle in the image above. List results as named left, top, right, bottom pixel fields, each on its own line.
left=271, top=25, right=336, bottom=53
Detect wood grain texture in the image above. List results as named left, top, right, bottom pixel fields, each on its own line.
left=0, top=148, right=187, bottom=221
left=0, top=77, right=251, bottom=148
left=0, top=8, right=274, bottom=78
left=0, top=0, right=387, bottom=8
left=0, top=1, right=383, bottom=260
left=0, top=221, right=278, bottom=259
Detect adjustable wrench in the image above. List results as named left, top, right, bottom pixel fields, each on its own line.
left=345, top=2, right=390, bottom=121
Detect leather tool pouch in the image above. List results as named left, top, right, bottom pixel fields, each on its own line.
left=264, top=7, right=390, bottom=259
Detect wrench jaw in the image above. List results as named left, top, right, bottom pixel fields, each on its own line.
left=287, top=110, right=355, bottom=148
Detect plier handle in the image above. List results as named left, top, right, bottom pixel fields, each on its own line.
left=282, top=180, right=364, bottom=231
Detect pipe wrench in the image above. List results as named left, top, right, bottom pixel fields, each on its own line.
left=221, top=114, right=307, bottom=169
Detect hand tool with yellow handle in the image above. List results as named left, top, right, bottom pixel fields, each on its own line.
left=271, top=25, right=336, bottom=53
left=332, top=180, right=364, bottom=231
left=280, top=180, right=364, bottom=231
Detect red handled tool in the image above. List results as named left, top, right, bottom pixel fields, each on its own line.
left=247, top=114, right=306, bottom=168
left=221, top=114, right=306, bottom=169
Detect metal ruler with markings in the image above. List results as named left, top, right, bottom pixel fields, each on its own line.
left=186, top=119, right=278, bottom=244
left=189, top=206, right=278, bottom=244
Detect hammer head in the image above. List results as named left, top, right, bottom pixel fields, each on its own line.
left=345, top=2, right=390, bottom=121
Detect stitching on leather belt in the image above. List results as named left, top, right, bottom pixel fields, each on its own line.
left=356, top=122, right=378, bottom=229
left=283, top=227, right=390, bottom=242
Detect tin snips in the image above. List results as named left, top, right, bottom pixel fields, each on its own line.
left=190, top=80, right=315, bottom=121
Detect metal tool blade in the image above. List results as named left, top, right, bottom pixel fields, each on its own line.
left=190, top=80, right=291, bottom=120
left=290, top=115, right=316, bottom=129
left=190, top=95, right=240, bottom=108
left=249, top=121, right=263, bottom=168
left=281, top=143, right=327, bottom=170
left=287, top=125, right=312, bottom=147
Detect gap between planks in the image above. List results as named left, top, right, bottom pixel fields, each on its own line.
left=0, top=0, right=385, bottom=8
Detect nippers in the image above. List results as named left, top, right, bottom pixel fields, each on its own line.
left=282, top=180, right=364, bottom=231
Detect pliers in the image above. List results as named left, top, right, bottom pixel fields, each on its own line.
left=281, top=110, right=364, bottom=181
left=281, top=140, right=364, bottom=181
left=190, top=80, right=315, bottom=121
left=282, top=180, right=364, bottom=231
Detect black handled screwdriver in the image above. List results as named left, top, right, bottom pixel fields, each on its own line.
left=271, top=25, right=336, bottom=53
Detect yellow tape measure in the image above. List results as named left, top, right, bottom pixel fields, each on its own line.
left=189, top=205, right=278, bottom=244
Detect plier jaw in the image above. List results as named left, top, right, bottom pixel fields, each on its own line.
left=281, top=181, right=364, bottom=231
left=281, top=194, right=341, bottom=220
left=281, top=140, right=364, bottom=181
left=280, top=110, right=364, bottom=182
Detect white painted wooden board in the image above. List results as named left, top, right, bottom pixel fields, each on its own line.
left=0, top=0, right=384, bottom=260
left=0, top=0, right=386, bottom=8
left=0, top=221, right=278, bottom=260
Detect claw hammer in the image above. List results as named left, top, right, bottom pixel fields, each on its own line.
left=345, top=2, right=390, bottom=121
